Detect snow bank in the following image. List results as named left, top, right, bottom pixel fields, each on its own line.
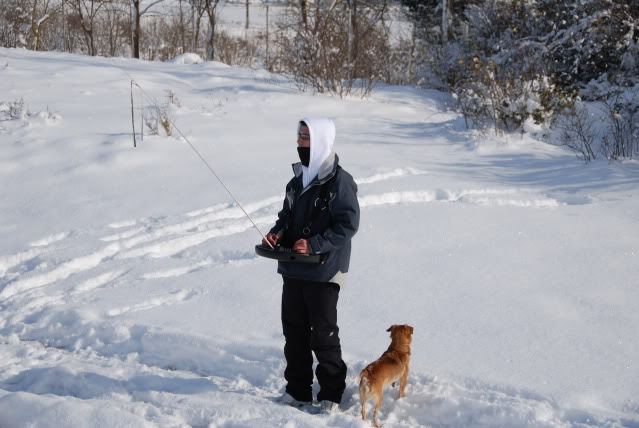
left=166, top=53, right=204, bottom=65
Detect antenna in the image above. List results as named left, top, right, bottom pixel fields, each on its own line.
left=110, top=58, right=274, bottom=249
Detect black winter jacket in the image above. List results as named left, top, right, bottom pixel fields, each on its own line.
left=269, top=153, right=359, bottom=286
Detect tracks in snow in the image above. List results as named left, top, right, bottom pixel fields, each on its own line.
left=1, top=167, right=579, bottom=302
left=0, top=167, right=624, bottom=427
left=0, top=333, right=624, bottom=427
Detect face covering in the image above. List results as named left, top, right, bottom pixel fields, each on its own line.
left=297, top=147, right=310, bottom=167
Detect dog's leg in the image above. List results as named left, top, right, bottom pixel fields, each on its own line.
left=373, top=385, right=383, bottom=428
left=359, top=379, right=368, bottom=422
left=361, top=399, right=367, bottom=422
left=399, top=365, right=409, bottom=398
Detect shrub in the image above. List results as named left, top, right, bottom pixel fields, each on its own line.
left=599, top=88, right=639, bottom=160
left=215, top=30, right=259, bottom=68
left=272, top=2, right=390, bottom=98
left=144, top=92, right=178, bottom=137
left=554, top=103, right=599, bottom=163
left=0, top=97, right=29, bottom=120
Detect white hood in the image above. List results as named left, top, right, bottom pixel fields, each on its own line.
left=299, top=117, right=335, bottom=188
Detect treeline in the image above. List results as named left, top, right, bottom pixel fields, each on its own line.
left=0, top=0, right=422, bottom=92
left=2, top=0, right=638, bottom=160
left=0, top=0, right=257, bottom=63
left=404, top=0, right=639, bottom=161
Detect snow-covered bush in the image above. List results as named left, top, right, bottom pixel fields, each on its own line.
left=0, top=98, right=61, bottom=129
left=0, top=0, right=30, bottom=48
left=167, top=53, right=204, bottom=65
left=34, top=107, right=62, bottom=125
left=401, top=0, right=484, bottom=43
left=201, top=96, right=227, bottom=118
left=550, top=86, right=639, bottom=162
left=145, top=105, right=173, bottom=137
left=144, top=91, right=179, bottom=137
left=423, top=1, right=590, bottom=135
left=164, top=90, right=182, bottom=109
left=0, top=98, right=30, bottom=120
left=553, top=103, right=599, bottom=163
left=433, top=37, right=575, bottom=134
left=532, top=0, right=639, bottom=88
left=214, top=30, right=260, bottom=68
left=419, top=0, right=639, bottom=90
left=272, top=1, right=390, bottom=98
left=381, top=30, right=429, bottom=87
left=451, top=60, right=573, bottom=135
left=599, top=87, right=639, bottom=160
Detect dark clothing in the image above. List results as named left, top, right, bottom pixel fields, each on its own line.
left=272, top=141, right=358, bottom=404
left=269, top=154, right=360, bottom=286
left=281, top=276, right=347, bottom=403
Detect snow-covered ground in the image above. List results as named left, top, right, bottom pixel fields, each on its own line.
left=214, top=1, right=412, bottom=43
left=1, top=47, right=638, bottom=427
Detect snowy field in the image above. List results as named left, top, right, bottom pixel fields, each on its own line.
left=1, top=47, right=638, bottom=427
left=206, top=1, right=412, bottom=42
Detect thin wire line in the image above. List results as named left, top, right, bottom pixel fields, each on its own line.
left=111, top=58, right=274, bottom=249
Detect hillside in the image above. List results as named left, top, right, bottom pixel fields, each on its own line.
left=1, top=47, right=638, bottom=427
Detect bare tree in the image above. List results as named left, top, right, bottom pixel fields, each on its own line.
left=555, top=103, right=598, bottom=162
left=29, top=0, right=62, bottom=50
left=203, top=0, right=220, bottom=60
left=441, top=0, right=449, bottom=43
left=1, top=0, right=31, bottom=48
left=131, top=0, right=163, bottom=58
left=300, top=0, right=307, bottom=29
left=340, top=0, right=388, bottom=80
left=175, top=0, right=192, bottom=52
left=69, top=0, right=110, bottom=55
left=101, top=0, right=128, bottom=56
left=189, top=0, right=206, bottom=52
left=274, top=0, right=389, bottom=97
left=599, top=88, right=639, bottom=160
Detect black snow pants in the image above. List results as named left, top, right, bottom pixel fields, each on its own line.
left=281, top=276, right=347, bottom=404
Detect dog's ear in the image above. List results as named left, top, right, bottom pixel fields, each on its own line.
left=386, top=325, right=395, bottom=332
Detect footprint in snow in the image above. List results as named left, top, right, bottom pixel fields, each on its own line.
left=106, top=289, right=199, bottom=316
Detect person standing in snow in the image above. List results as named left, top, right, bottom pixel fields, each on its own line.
left=262, top=118, right=360, bottom=413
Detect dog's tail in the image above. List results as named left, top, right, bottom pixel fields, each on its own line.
left=359, top=368, right=371, bottom=420
left=359, top=368, right=372, bottom=397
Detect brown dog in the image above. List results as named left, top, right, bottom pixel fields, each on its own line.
left=359, top=324, right=414, bottom=427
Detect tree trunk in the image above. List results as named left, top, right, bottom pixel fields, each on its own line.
left=129, top=2, right=134, bottom=55
left=194, top=10, right=203, bottom=53
left=71, top=0, right=96, bottom=56
left=108, top=11, right=118, bottom=56
left=245, top=0, right=249, bottom=30
left=133, top=0, right=141, bottom=58
left=204, top=0, right=219, bottom=60
left=30, top=0, right=45, bottom=51
left=351, top=0, right=358, bottom=74
left=82, top=29, right=95, bottom=55
left=300, top=0, right=307, bottom=29
left=89, top=31, right=95, bottom=55
left=191, top=4, right=196, bottom=52
left=346, top=0, right=352, bottom=82
left=179, top=0, right=185, bottom=53
left=206, top=12, right=215, bottom=60
left=441, top=0, right=449, bottom=43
